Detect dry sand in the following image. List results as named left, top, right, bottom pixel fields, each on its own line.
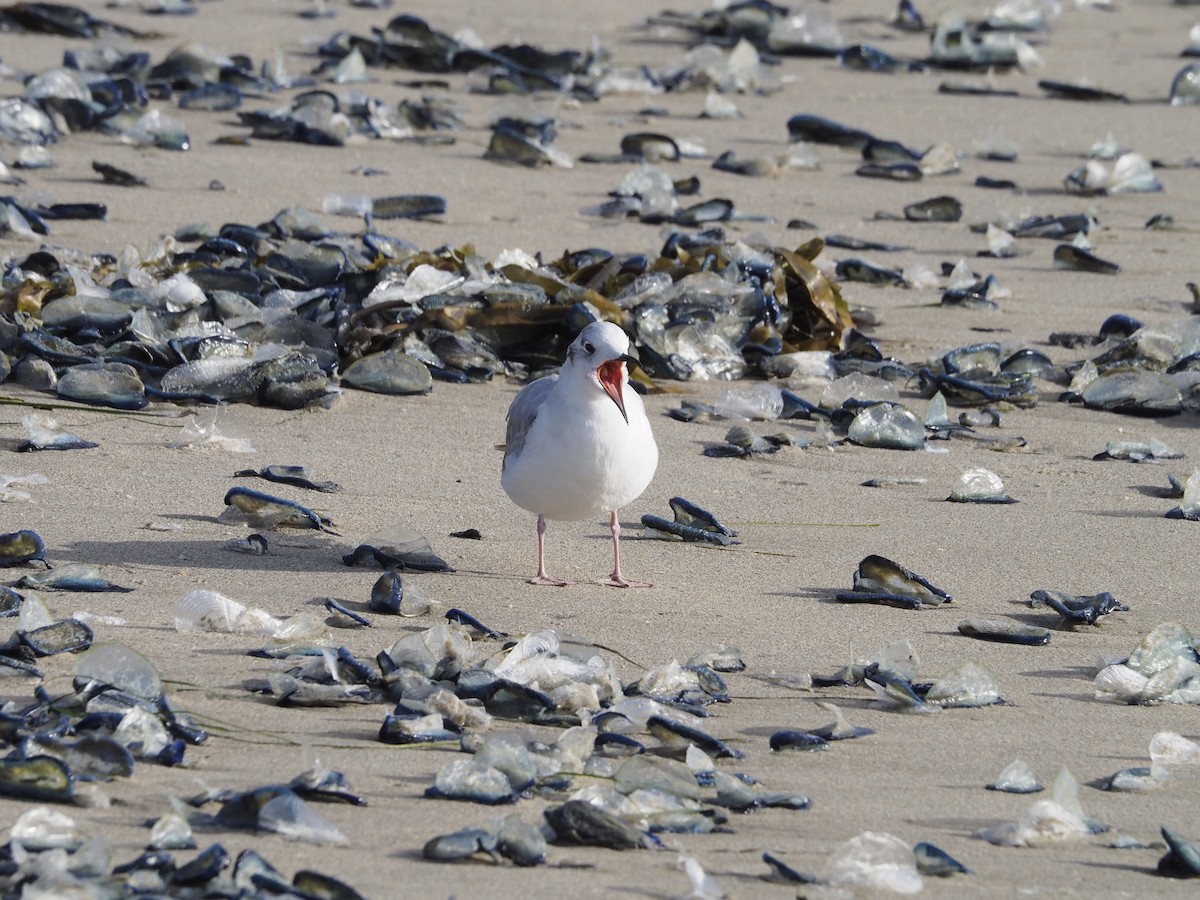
left=3, top=0, right=1200, bottom=896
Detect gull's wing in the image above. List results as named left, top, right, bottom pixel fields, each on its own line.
left=503, top=374, right=557, bottom=467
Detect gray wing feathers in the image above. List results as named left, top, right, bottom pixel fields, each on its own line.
left=504, top=375, right=557, bottom=465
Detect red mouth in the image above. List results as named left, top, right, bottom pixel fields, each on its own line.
left=597, top=359, right=628, bottom=424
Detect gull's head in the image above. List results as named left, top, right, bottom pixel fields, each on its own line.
left=567, top=321, right=638, bottom=424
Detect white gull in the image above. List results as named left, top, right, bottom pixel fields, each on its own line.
left=501, top=321, right=658, bottom=587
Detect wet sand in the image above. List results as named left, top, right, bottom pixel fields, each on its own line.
left=3, top=0, right=1200, bottom=896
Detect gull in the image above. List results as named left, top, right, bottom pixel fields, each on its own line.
left=502, top=321, right=658, bottom=587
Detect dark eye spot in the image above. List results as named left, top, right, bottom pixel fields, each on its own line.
left=583, top=341, right=595, bottom=353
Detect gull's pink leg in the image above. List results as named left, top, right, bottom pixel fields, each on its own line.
left=529, top=514, right=569, bottom=586
left=601, top=510, right=652, bottom=588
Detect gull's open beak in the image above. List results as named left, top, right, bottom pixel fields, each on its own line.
left=597, top=356, right=637, bottom=424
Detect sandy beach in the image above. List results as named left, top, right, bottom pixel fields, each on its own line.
left=3, top=0, right=1200, bottom=896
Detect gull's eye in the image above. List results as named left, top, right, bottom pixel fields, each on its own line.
left=583, top=341, right=595, bottom=354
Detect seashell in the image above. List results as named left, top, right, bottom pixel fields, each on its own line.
left=989, top=759, right=1043, bottom=793
left=948, top=467, right=1016, bottom=503
left=958, top=617, right=1051, bottom=646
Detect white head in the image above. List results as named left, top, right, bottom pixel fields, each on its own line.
left=564, top=321, right=637, bottom=423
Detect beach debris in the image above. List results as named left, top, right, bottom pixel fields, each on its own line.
left=174, top=590, right=281, bottom=633
left=0, top=473, right=48, bottom=502
left=948, top=467, right=1016, bottom=503
left=1150, top=731, right=1200, bottom=776
left=423, top=814, right=547, bottom=866
left=822, top=831, right=923, bottom=894
left=1064, top=152, right=1161, bottom=195
left=224, top=533, right=268, bottom=555
left=368, top=569, right=433, bottom=617
left=1166, top=469, right=1200, bottom=519
left=343, top=526, right=453, bottom=572
left=1094, top=622, right=1200, bottom=704
left=1169, top=64, right=1200, bottom=105
left=847, top=402, right=926, bottom=450
left=233, top=465, right=342, bottom=493
left=0, top=530, right=48, bottom=567
left=1094, top=437, right=1182, bottom=462
left=640, top=497, right=739, bottom=545
left=17, top=563, right=131, bottom=592
left=1052, top=244, right=1120, bottom=275
left=958, top=618, right=1052, bottom=646
left=1030, top=589, right=1129, bottom=626
left=989, top=759, right=1044, bottom=793
left=1158, top=826, right=1200, bottom=877
left=324, top=598, right=372, bottom=628
left=977, top=768, right=1103, bottom=846
left=18, top=413, right=98, bottom=451
left=913, top=841, right=971, bottom=877
left=220, top=486, right=336, bottom=533
left=836, top=555, right=952, bottom=609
